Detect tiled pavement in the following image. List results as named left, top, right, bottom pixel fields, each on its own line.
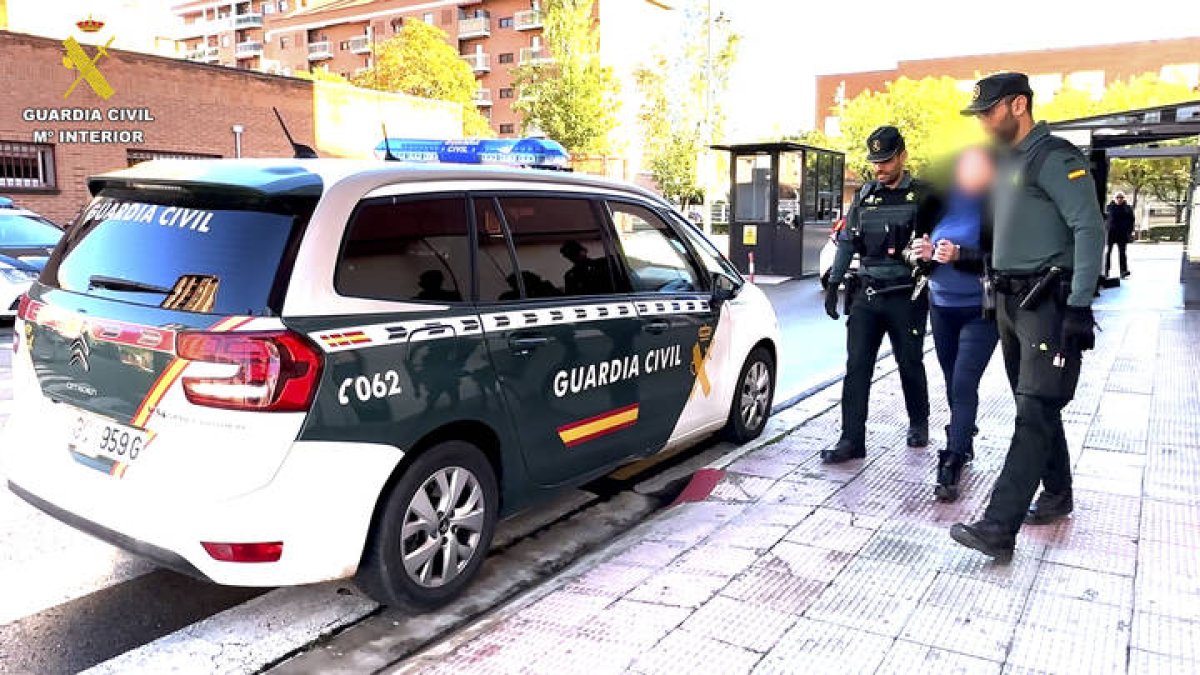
left=396, top=264, right=1199, bottom=672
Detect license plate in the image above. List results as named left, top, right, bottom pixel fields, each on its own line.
left=68, top=412, right=149, bottom=476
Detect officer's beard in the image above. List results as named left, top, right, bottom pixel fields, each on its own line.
left=991, top=109, right=1021, bottom=146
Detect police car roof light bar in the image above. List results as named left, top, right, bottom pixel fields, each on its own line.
left=272, top=107, right=319, bottom=160
left=372, top=137, right=571, bottom=170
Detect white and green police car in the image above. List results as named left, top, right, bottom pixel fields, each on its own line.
left=3, top=157, right=780, bottom=609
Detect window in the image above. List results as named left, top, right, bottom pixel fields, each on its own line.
left=496, top=197, right=618, bottom=300
left=278, top=0, right=288, bottom=11
left=498, top=52, right=514, bottom=64
left=336, top=197, right=471, bottom=304
left=499, top=88, right=515, bottom=99
left=0, top=142, right=56, bottom=191
left=127, top=149, right=220, bottom=167
left=220, top=35, right=231, bottom=47
left=390, top=17, right=403, bottom=32
left=338, top=40, right=350, bottom=50
left=280, top=35, right=290, bottom=49
left=499, top=17, right=513, bottom=28
left=262, top=3, right=274, bottom=14
left=423, top=12, right=434, bottom=24
left=667, top=210, right=738, bottom=282
left=608, top=202, right=702, bottom=294
left=0, top=212, right=61, bottom=247
left=499, top=123, right=515, bottom=135
left=474, top=199, right=518, bottom=302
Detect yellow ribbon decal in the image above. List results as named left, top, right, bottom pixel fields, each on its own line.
left=692, top=343, right=711, bottom=397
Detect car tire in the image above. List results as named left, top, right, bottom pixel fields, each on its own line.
left=723, top=347, right=775, bottom=444
left=355, top=440, right=498, bottom=611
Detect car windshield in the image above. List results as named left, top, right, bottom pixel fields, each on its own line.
left=0, top=213, right=61, bottom=247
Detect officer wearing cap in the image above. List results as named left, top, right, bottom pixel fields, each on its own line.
left=950, top=73, right=1105, bottom=560
left=822, top=126, right=942, bottom=464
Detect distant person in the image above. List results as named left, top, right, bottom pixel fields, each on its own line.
left=560, top=240, right=612, bottom=296
left=911, top=147, right=999, bottom=502
left=952, top=72, right=1105, bottom=561
left=1105, top=191, right=1135, bottom=278
left=414, top=269, right=462, bottom=302
left=822, top=125, right=943, bottom=464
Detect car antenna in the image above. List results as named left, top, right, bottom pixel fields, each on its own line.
left=380, top=122, right=399, bottom=161
left=272, top=107, right=318, bottom=159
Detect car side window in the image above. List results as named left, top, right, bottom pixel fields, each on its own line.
left=336, top=196, right=471, bottom=303
left=497, top=196, right=619, bottom=300
left=474, top=198, right=520, bottom=303
left=608, top=201, right=703, bottom=294
left=665, top=209, right=741, bottom=283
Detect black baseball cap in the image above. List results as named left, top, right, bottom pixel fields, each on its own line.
left=866, top=126, right=905, bottom=163
left=961, top=72, right=1033, bottom=115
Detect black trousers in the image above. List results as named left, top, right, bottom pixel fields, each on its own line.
left=840, top=289, right=929, bottom=445
left=983, top=290, right=1081, bottom=533
left=1105, top=241, right=1129, bottom=277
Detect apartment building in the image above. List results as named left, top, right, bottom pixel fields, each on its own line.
left=815, top=37, right=1200, bottom=136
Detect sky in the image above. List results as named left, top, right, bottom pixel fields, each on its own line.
left=720, top=0, right=1200, bottom=140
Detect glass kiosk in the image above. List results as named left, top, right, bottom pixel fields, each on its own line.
left=712, top=142, right=845, bottom=278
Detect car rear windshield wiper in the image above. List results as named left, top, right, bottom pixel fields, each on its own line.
left=88, top=275, right=173, bottom=295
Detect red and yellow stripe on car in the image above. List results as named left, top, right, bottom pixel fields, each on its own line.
left=557, top=403, right=640, bottom=448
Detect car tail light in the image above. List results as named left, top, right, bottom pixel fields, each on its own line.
left=202, top=541, right=283, bottom=563
left=176, top=330, right=323, bottom=412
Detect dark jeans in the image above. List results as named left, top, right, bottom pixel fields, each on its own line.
left=841, top=290, right=929, bottom=445
left=930, top=304, right=999, bottom=457
left=983, top=290, right=1081, bottom=533
left=1105, top=241, right=1129, bottom=277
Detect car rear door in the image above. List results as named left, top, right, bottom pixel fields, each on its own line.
left=477, top=194, right=648, bottom=487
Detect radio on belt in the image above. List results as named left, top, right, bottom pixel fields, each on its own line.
left=373, top=137, right=571, bottom=170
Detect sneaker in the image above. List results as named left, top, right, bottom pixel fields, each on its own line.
left=1026, top=490, right=1073, bottom=525
left=821, top=439, right=866, bottom=465
left=934, top=452, right=965, bottom=503
left=949, top=520, right=1015, bottom=561
left=907, top=421, right=929, bottom=448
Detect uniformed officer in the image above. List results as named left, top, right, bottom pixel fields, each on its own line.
left=950, top=73, right=1105, bottom=559
left=822, top=126, right=942, bottom=464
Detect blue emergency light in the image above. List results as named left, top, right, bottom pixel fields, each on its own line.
left=373, top=137, right=571, bottom=169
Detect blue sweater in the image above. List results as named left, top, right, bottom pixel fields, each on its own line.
left=930, top=192, right=986, bottom=308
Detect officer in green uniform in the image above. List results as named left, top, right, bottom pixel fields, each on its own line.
left=951, top=73, right=1105, bottom=559
left=822, top=126, right=942, bottom=464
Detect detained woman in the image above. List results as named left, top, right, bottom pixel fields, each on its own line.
left=913, top=147, right=999, bottom=502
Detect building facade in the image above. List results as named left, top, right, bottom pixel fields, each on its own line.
left=815, top=37, right=1200, bottom=136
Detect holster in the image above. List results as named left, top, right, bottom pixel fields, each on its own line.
left=982, top=259, right=996, bottom=320
left=843, top=274, right=860, bottom=315
left=1018, top=267, right=1064, bottom=311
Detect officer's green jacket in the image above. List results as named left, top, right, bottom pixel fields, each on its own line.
left=993, top=122, right=1105, bottom=307
left=829, top=173, right=941, bottom=287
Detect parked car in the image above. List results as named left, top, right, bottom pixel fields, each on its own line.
left=0, top=197, right=62, bottom=318
left=3, top=158, right=780, bottom=611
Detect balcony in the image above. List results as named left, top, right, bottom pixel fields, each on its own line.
left=176, top=17, right=231, bottom=38
left=514, top=9, right=543, bottom=30
left=236, top=41, right=263, bottom=58
left=519, top=46, right=552, bottom=65
left=348, top=35, right=372, bottom=54
left=473, top=89, right=493, bottom=107
left=458, top=16, right=490, bottom=39
left=233, top=12, right=263, bottom=29
left=308, top=41, right=334, bottom=60
left=462, top=52, right=490, bottom=73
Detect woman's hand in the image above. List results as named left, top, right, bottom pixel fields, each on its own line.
left=912, top=235, right=934, bottom=262
left=934, top=239, right=960, bottom=263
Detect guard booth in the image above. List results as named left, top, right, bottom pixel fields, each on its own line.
left=712, top=142, right=845, bottom=278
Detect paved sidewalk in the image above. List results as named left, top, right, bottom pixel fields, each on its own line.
left=397, top=250, right=1199, bottom=674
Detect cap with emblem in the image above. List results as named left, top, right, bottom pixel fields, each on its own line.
left=866, top=126, right=905, bottom=163
left=961, top=72, right=1033, bottom=115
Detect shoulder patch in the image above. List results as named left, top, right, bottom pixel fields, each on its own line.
left=1067, top=168, right=1087, bottom=181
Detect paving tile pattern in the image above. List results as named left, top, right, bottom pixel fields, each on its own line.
left=403, top=309, right=1200, bottom=673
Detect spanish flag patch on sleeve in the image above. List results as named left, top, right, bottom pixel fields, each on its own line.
left=1067, top=168, right=1087, bottom=181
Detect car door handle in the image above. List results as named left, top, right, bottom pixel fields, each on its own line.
left=508, top=334, right=549, bottom=355
left=644, top=319, right=670, bottom=335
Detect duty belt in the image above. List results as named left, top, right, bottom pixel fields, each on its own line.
left=992, top=269, right=1073, bottom=295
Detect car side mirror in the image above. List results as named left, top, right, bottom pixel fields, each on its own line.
left=712, top=273, right=741, bottom=304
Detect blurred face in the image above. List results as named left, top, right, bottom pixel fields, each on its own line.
left=955, top=147, right=994, bottom=195
left=1115, top=194, right=1126, bottom=204
left=978, top=95, right=1027, bottom=145
left=871, top=150, right=907, bottom=186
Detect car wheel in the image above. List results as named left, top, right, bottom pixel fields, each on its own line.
left=723, top=347, right=775, bottom=444
left=356, top=440, right=498, bottom=610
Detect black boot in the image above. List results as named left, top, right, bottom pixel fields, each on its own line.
left=1026, top=490, right=1073, bottom=525
left=949, top=520, right=1015, bottom=561
left=934, top=452, right=965, bottom=503
left=945, top=424, right=978, bottom=462
left=821, top=438, right=866, bottom=464
left=907, top=421, right=929, bottom=448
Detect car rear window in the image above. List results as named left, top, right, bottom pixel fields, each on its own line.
left=42, top=189, right=310, bottom=316
left=0, top=213, right=61, bottom=246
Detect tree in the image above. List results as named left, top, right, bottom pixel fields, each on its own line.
left=1109, top=158, right=1158, bottom=207
left=633, top=1, right=739, bottom=206
left=351, top=21, right=492, bottom=138
left=512, top=0, right=618, bottom=154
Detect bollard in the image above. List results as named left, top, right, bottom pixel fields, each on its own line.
left=748, top=251, right=756, bottom=284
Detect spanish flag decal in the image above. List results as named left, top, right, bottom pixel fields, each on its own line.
left=1067, top=169, right=1087, bottom=181
left=557, top=404, right=639, bottom=448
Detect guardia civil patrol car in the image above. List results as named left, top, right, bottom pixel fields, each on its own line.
left=3, top=145, right=780, bottom=609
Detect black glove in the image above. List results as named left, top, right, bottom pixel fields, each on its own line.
left=1061, top=306, right=1096, bottom=353
left=824, top=286, right=840, bottom=320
